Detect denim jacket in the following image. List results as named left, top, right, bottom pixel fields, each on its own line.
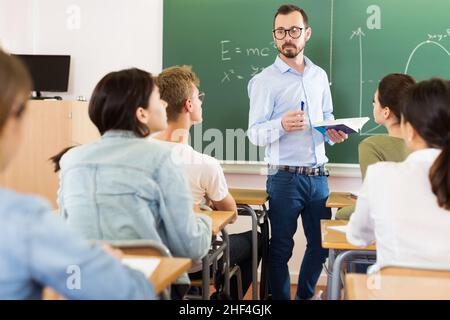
left=0, top=188, right=155, bottom=299
left=58, top=130, right=212, bottom=264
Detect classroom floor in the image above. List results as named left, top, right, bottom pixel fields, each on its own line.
left=243, top=284, right=328, bottom=300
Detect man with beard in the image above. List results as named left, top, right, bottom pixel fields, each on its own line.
left=247, top=4, right=348, bottom=300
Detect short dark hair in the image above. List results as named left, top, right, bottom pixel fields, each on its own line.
left=274, top=4, right=309, bottom=28
left=378, top=73, right=416, bottom=121
left=400, top=78, right=450, bottom=210
left=89, top=68, right=155, bottom=137
left=50, top=68, right=155, bottom=172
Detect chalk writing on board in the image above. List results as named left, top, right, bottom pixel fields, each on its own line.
left=220, top=40, right=275, bottom=83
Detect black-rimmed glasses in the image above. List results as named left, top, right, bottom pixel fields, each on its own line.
left=198, top=91, right=205, bottom=102
left=272, top=26, right=304, bottom=40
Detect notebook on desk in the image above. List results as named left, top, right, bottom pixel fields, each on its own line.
left=122, top=257, right=160, bottom=278
left=327, top=225, right=348, bottom=234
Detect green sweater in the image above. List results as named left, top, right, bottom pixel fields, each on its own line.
left=335, top=135, right=410, bottom=220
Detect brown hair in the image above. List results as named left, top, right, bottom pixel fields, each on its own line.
left=0, top=49, right=32, bottom=132
left=400, top=78, right=450, bottom=210
left=378, top=73, right=415, bottom=121
left=50, top=68, right=155, bottom=172
left=157, top=65, right=199, bottom=122
left=274, top=4, right=309, bottom=28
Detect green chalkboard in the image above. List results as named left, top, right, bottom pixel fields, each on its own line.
left=163, top=0, right=450, bottom=164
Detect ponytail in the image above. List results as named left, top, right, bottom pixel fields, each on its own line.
left=49, top=146, right=77, bottom=173
left=400, top=78, right=450, bottom=211
left=429, top=140, right=450, bottom=210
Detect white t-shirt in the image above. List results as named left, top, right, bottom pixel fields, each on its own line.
left=149, top=138, right=229, bottom=205
left=347, top=148, right=450, bottom=273
left=149, top=138, right=229, bottom=273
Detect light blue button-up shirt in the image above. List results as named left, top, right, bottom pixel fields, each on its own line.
left=248, top=55, right=334, bottom=167
left=0, top=188, right=155, bottom=300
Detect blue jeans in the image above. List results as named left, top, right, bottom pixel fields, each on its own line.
left=266, top=170, right=331, bottom=300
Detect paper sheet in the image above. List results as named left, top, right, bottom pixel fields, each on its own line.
left=327, top=225, right=348, bottom=234
left=122, top=257, right=160, bottom=278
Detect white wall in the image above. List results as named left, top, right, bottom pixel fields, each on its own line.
left=0, top=0, right=163, bottom=99
left=0, top=0, right=34, bottom=53
left=0, top=0, right=363, bottom=285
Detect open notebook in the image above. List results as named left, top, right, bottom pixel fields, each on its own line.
left=313, top=117, right=370, bottom=135
left=122, top=257, right=160, bottom=278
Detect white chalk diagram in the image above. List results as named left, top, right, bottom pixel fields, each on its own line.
left=346, top=28, right=450, bottom=136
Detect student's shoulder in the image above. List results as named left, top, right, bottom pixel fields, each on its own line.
left=0, top=188, right=52, bottom=221
left=365, top=159, right=403, bottom=180
left=359, top=135, right=387, bottom=149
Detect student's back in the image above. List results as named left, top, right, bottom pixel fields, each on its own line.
left=0, top=188, right=155, bottom=299
left=348, top=149, right=450, bottom=271
left=347, top=78, right=450, bottom=272
left=59, top=130, right=210, bottom=260
left=55, top=68, right=212, bottom=263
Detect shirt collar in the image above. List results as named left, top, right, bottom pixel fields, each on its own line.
left=102, top=130, right=140, bottom=139
left=274, top=55, right=313, bottom=75
left=405, top=148, right=442, bottom=163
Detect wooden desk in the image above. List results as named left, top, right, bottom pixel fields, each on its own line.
left=321, top=219, right=376, bottom=300
left=346, top=268, right=450, bottom=300
left=0, top=101, right=99, bottom=208
left=197, top=210, right=236, bottom=236
left=146, top=256, right=191, bottom=294
left=229, top=188, right=268, bottom=206
left=321, top=219, right=376, bottom=251
left=326, top=192, right=357, bottom=209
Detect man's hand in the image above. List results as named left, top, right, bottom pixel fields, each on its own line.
left=326, top=129, right=348, bottom=144
left=281, top=110, right=307, bottom=132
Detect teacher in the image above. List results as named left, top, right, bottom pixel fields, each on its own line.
left=247, top=4, right=348, bottom=300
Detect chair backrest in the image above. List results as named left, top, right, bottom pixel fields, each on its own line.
left=94, top=239, right=171, bottom=257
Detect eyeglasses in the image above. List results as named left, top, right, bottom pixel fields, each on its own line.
left=273, top=26, right=304, bottom=40
left=198, top=91, right=205, bottom=102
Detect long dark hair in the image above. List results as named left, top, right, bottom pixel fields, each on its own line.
left=400, top=78, right=450, bottom=210
left=50, top=68, right=155, bottom=172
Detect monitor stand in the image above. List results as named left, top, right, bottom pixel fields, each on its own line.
left=31, top=91, right=63, bottom=100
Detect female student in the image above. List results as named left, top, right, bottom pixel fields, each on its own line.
left=336, top=73, right=415, bottom=220
left=0, top=50, right=155, bottom=299
left=53, top=68, right=212, bottom=292
left=347, top=78, right=450, bottom=272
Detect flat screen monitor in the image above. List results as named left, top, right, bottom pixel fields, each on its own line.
left=13, top=54, right=71, bottom=93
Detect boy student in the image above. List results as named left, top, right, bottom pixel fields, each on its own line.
left=153, top=65, right=261, bottom=299
left=0, top=49, right=155, bottom=300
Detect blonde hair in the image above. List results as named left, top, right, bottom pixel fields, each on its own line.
left=157, top=65, right=200, bottom=122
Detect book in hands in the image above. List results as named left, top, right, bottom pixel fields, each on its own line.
left=312, top=117, right=370, bottom=136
